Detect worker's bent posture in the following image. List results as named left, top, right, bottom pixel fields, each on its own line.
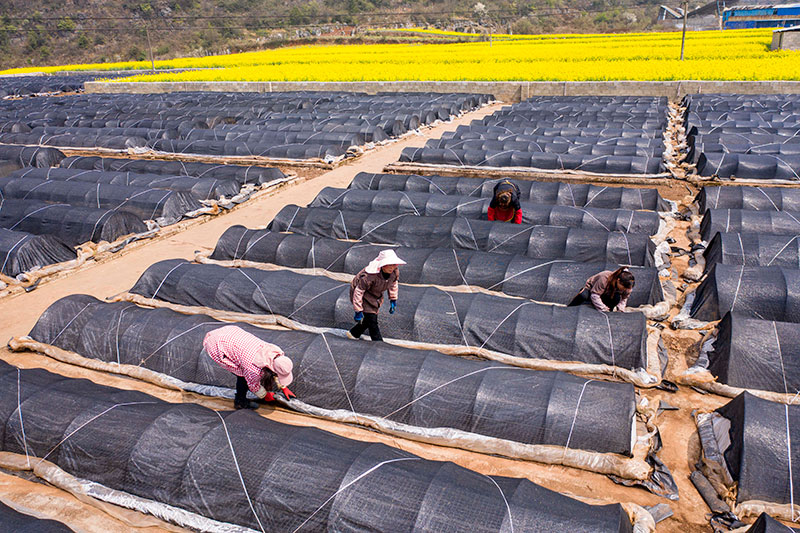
left=568, top=267, right=635, bottom=312
left=203, top=325, right=295, bottom=410
left=349, top=249, right=406, bottom=341
left=487, top=179, right=523, bottom=224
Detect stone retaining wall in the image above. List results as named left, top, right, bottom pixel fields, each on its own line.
left=85, top=80, right=800, bottom=101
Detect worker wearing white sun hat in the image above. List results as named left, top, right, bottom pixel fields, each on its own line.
left=348, top=249, right=406, bottom=342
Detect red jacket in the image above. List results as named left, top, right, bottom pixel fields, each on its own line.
left=487, top=206, right=523, bottom=224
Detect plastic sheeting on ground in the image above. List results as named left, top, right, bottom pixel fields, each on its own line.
left=208, top=227, right=665, bottom=307
left=268, top=206, right=657, bottom=267
left=0, top=228, right=76, bottom=278
left=127, top=259, right=654, bottom=375
left=0, top=144, right=64, bottom=168
left=0, top=178, right=202, bottom=226
left=687, top=264, right=800, bottom=323
left=309, top=187, right=662, bottom=235
left=700, top=209, right=800, bottom=242
left=0, top=500, right=75, bottom=532
left=28, top=294, right=638, bottom=457
left=703, top=233, right=800, bottom=271
left=0, top=199, right=147, bottom=246
left=60, top=156, right=286, bottom=187
left=0, top=361, right=639, bottom=532
left=349, top=172, right=672, bottom=211
left=9, top=167, right=240, bottom=201
left=696, top=392, right=800, bottom=521
left=696, top=186, right=800, bottom=213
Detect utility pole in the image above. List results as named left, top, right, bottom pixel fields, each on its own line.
left=680, top=0, right=688, bottom=60
left=145, top=25, right=156, bottom=73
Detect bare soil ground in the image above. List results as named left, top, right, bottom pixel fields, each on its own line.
left=0, top=102, right=760, bottom=532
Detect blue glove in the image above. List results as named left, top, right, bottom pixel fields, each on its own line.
left=389, top=300, right=397, bottom=314
left=354, top=311, right=364, bottom=322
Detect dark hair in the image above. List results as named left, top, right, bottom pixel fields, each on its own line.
left=603, top=267, right=635, bottom=300
left=261, top=369, right=277, bottom=391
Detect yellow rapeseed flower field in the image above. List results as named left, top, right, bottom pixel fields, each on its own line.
left=1, top=28, right=795, bottom=81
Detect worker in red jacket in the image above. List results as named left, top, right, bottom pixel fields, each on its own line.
left=349, top=249, right=406, bottom=342
left=203, top=325, right=295, bottom=410
left=487, top=179, right=523, bottom=223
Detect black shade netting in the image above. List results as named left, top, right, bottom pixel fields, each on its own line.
left=707, top=312, right=800, bottom=394
left=744, top=513, right=800, bottom=533
left=0, top=144, right=64, bottom=168
left=696, top=186, right=800, bottom=213
left=268, top=206, right=656, bottom=267
left=59, top=156, right=287, bottom=187
left=0, top=227, right=76, bottom=277
left=309, top=187, right=661, bottom=235
left=0, top=361, right=634, bottom=532
left=129, top=260, right=650, bottom=370
left=398, top=147, right=664, bottom=174
left=700, top=209, right=800, bottom=242
left=148, top=138, right=347, bottom=159
left=0, top=178, right=202, bottom=225
left=9, top=167, right=240, bottom=201
left=210, top=227, right=664, bottom=306
left=703, top=232, right=800, bottom=271
left=0, top=501, right=75, bottom=533
left=349, top=172, right=671, bottom=211
left=716, top=392, right=800, bottom=506
left=0, top=199, right=147, bottom=246
left=0, top=132, right=148, bottom=151
left=30, top=294, right=637, bottom=456
left=696, top=152, right=800, bottom=181
left=689, top=264, right=800, bottom=323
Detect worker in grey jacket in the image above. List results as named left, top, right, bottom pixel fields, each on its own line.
left=349, top=249, right=406, bottom=341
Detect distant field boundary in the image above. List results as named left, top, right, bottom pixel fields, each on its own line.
left=86, top=80, right=800, bottom=101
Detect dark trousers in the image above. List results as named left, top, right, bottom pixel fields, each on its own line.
left=567, top=288, right=622, bottom=309
left=235, top=375, right=249, bottom=403
left=349, top=312, right=383, bottom=341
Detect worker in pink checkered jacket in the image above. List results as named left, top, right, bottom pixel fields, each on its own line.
left=203, top=325, right=295, bottom=410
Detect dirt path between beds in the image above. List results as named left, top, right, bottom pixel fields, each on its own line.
left=0, top=103, right=745, bottom=532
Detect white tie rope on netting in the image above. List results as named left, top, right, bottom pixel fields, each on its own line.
left=450, top=249, right=471, bottom=288
left=440, top=198, right=484, bottom=218
left=561, top=379, right=596, bottom=462
left=213, top=411, right=266, bottom=533
left=461, top=217, right=480, bottom=251
left=16, top=368, right=30, bottom=467
left=114, top=304, right=137, bottom=366
left=283, top=206, right=301, bottom=233
left=487, top=226, right=535, bottom=254
left=291, top=457, right=421, bottom=533
left=1, top=234, right=30, bottom=274
left=486, top=259, right=568, bottom=291
left=442, top=290, right=470, bottom=348
left=319, top=332, right=360, bottom=423
left=482, top=474, right=515, bottom=533
left=287, top=284, right=342, bottom=320
left=755, top=187, right=781, bottom=212
left=139, top=321, right=221, bottom=368
left=356, top=213, right=411, bottom=243
left=150, top=262, right=186, bottom=300
left=51, top=303, right=93, bottom=344
left=478, top=301, right=536, bottom=352
left=36, top=401, right=160, bottom=466
left=601, top=313, right=617, bottom=375
left=237, top=269, right=276, bottom=318
left=382, top=366, right=526, bottom=420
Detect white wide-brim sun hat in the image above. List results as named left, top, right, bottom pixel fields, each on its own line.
left=364, top=248, right=407, bottom=274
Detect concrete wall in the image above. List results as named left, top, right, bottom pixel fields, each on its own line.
left=85, top=80, right=800, bottom=102
left=773, top=30, right=800, bottom=50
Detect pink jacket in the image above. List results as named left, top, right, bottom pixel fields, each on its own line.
left=203, top=325, right=285, bottom=399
